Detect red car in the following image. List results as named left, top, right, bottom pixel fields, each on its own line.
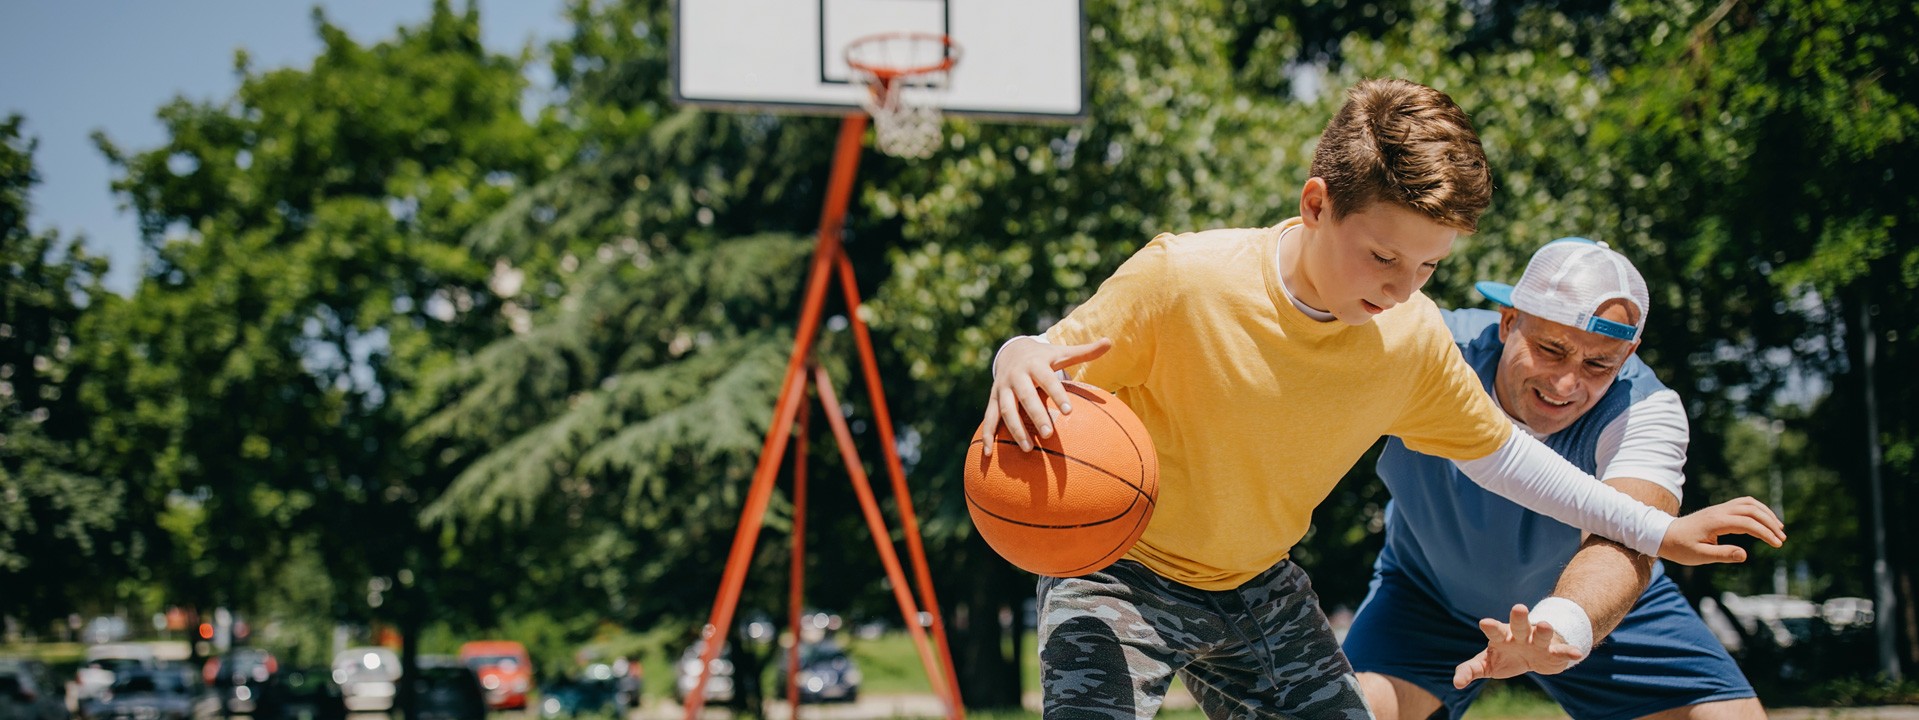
left=458, top=641, right=532, bottom=711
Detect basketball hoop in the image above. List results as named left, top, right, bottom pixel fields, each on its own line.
left=844, top=32, right=961, bottom=159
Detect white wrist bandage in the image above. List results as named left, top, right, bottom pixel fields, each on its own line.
left=1529, top=596, right=1594, bottom=660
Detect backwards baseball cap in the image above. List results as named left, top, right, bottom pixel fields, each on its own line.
left=1474, top=237, right=1650, bottom=342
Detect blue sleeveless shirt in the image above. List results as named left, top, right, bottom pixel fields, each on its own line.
left=1374, top=308, right=1670, bottom=623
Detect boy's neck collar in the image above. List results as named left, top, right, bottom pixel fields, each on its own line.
left=1277, top=220, right=1333, bottom=317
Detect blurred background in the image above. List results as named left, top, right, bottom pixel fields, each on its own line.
left=2, top=0, right=1915, bottom=717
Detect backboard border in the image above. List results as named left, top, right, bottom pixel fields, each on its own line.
left=670, top=0, right=1089, bottom=123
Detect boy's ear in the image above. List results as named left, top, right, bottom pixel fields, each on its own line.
left=1299, top=177, right=1331, bottom=228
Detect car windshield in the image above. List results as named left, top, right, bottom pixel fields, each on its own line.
left=334, top=650, right=398, bottom=680
left=799, top=644, right=847, bottom=665
left=227, top=651, right=269, bottom=669
left=111, top=673, right=188, bottom=694
left=680, top=642, right=728, bottom=660
left=571, top=682, right=616, bottom=702
left=463, top=655, right=519, bottom=670
left=416, top=668, right=469, bottom=689
left=276, top=671, right=334, bottom=693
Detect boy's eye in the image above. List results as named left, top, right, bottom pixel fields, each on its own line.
left=1371, top=252, right=1394, bottom=265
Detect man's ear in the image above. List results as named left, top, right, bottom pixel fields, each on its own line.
left=1498, top=306, right=1519, bottom=343
left=1300, top=177, right=1331, bottom=228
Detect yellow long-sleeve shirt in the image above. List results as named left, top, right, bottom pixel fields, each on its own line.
left=1046, top=218, right=1512, bottom=590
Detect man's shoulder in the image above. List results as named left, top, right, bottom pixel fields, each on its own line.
left=1614, top=355, right=1675, bottom=404
left=1438, top=307, right=1502, bottom=342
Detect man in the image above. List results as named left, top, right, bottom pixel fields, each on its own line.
left=984, top=77, right=1781, bottom=720
left=1344, top=238, right=1767, bottom=719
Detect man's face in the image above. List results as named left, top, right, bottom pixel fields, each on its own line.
left=1493, top=303, right=1640, bottom=434
left=1299, top=182, right=1458, bottom=325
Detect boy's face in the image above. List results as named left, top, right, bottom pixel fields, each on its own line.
left=1299, top=181, right=1458, bottom=325
left=1493, top=304, right=1640, bottom=434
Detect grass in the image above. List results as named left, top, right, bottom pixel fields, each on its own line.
left=0, top=642, right=86, bottom=663
left=840, top=632, right=941, bottom=695
left=845, top=632, right=1570, bottom=719
left=1463, top=682, right=1568, bottom=719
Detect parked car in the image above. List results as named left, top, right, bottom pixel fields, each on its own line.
left=607, top=658, right=642, bottom=710
left=205, top=648, right=278, bottom=714
left=0, top=658, right=70, bottom=720
left=536, top=675, right=618, bottom=719
left=456, top=641, right=530, bottom=711
left=672, top=641, right=748, bottom=704
left=773, top=642, right=860, bottom=704
left=410, top=659, right=484, bottom=720
left=72, top=646, right=155, bottom=710
left=79, top=668, right=194, bottom=720
left=329, top=648, right=399, bottom=713
left=251, top=668, right=344, bottom=720
left=80, top=618, right=130, bottom=646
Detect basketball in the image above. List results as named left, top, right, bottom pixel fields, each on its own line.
left=964, top=381, right=1159, bottom=578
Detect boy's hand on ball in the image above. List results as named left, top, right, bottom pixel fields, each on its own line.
left=1659, top=497, right=1785, bottom=565
left=981, top=337, right=1113, bottom=455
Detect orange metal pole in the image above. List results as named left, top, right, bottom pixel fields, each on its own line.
left=787, top=397, right=809, bottom=720
left=834, top=252, right=967, bottom=716
left=682, top=114, right=869, bottom=720
left=811, top=366, right=956, bottom=716
left=680, top=359, right=804, bottom=720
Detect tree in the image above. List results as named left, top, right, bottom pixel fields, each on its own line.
left=1579, top=0, right=1919, bottom=677
left=95, top=1, right=558, bottom=707
left=0, top=115, right=140, bottom=627
left=411, top=2, right=883, bottom=710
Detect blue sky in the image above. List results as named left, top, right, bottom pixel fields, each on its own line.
left=1, top=1, right=571, bottom=294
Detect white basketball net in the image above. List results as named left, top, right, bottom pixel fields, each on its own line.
left=845, top=34, right=958, bottom=159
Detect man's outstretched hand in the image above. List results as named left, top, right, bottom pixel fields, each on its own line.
left=1452, top=604, right=1586, bottom=689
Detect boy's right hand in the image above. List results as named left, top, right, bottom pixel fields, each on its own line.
left=980, top=336, right=1113, bottom=456
left=1658, top=496, right=1786, bottom=565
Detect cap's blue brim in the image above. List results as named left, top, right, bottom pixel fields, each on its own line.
left=1475, top=281, right=1516, bottom=307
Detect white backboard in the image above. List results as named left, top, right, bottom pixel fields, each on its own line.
left=673, top=0, right=1086, bottom=120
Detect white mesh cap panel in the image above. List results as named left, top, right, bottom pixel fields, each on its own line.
left=1509, top=238, right=1651, bottom=342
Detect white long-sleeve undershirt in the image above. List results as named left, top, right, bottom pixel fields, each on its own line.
left=1453, top=430, right=1674, bottom=556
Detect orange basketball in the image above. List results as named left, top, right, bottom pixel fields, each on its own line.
left=965, top=381, right=1159, bottom=577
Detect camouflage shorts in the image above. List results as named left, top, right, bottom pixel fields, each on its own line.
left=1037, top=559, right=1373, bottom=720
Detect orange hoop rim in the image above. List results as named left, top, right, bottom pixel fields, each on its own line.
left=843, top=32, right=962, bottom=83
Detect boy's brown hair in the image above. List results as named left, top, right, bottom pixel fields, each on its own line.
left=1310, top=78, right=1492, bottom=233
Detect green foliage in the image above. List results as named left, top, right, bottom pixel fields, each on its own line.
left=0, top=115, right=140, bottom=623
left=1802, top=677, right=1919, bottom=707
left=7, top=0, right=1912, bottom=699
left=84, top=0, right=560, bottom=653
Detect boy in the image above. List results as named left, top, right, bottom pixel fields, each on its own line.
left=981, top=79, right=1783, bottom=718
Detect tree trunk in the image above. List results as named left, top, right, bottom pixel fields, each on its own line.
left=398, top=589, right=424, bottom=720
left=1900, top=561, right=1916, bottom=677
left=725, top=622, right=766, bottom=720
left=953, top=544, right=1025, bottom=710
